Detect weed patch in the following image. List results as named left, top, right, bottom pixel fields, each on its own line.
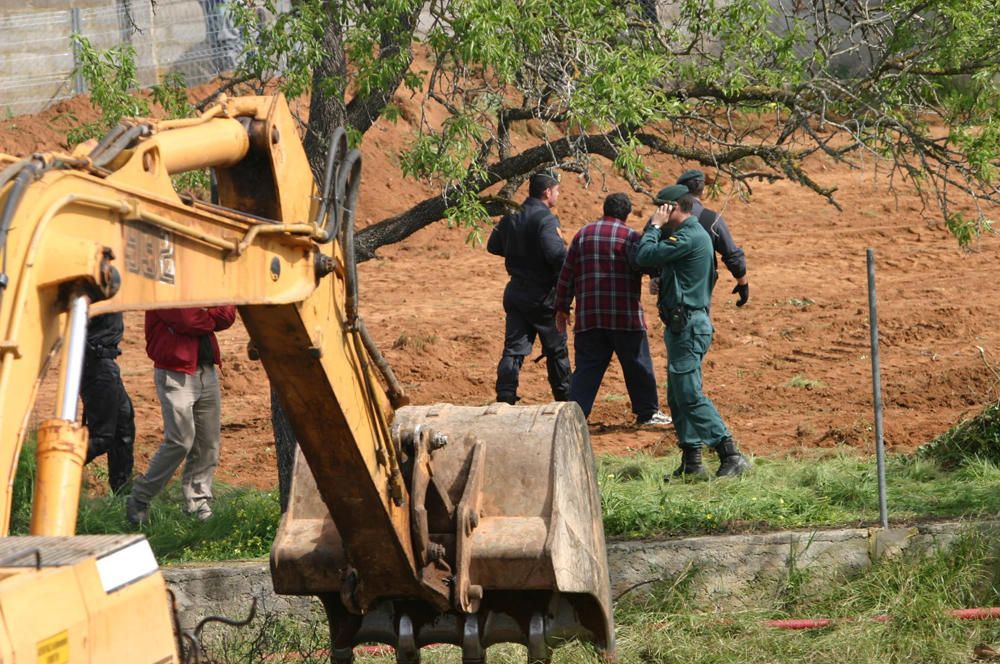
left=392, top=332, right=438, bottom=352
left=785, top=374, right=826, bottom=389
left=918, top=398, right=1000, bottom=468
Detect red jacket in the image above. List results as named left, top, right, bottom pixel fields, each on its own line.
left=145, top=307, right=237, bottom=374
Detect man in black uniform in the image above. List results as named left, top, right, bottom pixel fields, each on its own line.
left=487, top=170, right=571, bottom=404
left=80, top=313, right=135, bottom=494
left=673, top=169, right=750, bottom=306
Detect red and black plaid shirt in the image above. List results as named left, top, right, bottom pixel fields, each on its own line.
left=555, top=217, right=646, bottom=332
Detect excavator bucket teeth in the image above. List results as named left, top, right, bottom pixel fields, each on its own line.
left=272, top=402, right=615, bottom=660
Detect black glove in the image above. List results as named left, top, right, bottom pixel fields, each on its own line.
left=732, top=282, right=749, bottom=307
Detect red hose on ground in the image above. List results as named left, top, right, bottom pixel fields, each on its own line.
left=951, top=607, right=1000, bottom=620
left=766, top=607, right=1000, bottom=629
left=766, top=618, right=834, bottom=629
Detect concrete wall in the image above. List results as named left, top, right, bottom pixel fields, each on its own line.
left=163, top=520, right=998, bottom=630
left=0, top=0, right=290, bottom=117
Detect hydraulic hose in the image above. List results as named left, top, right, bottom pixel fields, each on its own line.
left=314, top=127, right=348, bottom=243
left=0, top=158, right=32, bottom=190
left=86, top=122, right=128, bottom=163
left=337, top=148, right=362, bottom=328
left=90, top=124, right=151, bottom=169
left=358, top=319, right=409, bottom=409
left=0, top=160, right=43, bottom=308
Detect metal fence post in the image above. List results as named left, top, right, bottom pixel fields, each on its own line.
left=867, top=248, right=889, bottom=529
left=70, top=7, right=86, bottom=95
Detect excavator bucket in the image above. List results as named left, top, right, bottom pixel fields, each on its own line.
left=272, top=401, right=615, bottom=662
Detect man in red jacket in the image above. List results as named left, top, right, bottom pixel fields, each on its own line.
left=126, top=306, right=237, bottom=526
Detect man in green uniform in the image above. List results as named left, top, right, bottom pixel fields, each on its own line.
left=635, top=186, right=751, bottom=478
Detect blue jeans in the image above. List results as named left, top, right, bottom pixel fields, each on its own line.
left=569, top=328, right=659, bottom=420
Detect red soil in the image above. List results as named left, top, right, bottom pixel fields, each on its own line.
left=5, top=80, right=998, bottom=492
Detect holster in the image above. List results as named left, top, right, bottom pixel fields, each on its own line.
left=659, top=305, right=689, bottom=335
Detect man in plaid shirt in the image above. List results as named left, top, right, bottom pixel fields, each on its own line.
left=555, top=193, right=671, bottom=426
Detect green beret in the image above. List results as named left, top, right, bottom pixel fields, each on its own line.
left=676, top=169, right=705, bottom=186
left=654, top=184, right=689, bottom=204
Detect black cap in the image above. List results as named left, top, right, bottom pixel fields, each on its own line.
left=676, top=169, right=705, bottom=187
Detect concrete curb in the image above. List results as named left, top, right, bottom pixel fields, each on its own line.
left=163, top=519, right=999, bottom=629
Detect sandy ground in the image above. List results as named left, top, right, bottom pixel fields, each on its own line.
left=4, top=80, right=998, bottom=492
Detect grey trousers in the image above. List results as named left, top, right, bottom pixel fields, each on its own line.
left=132, top=366, right=221, bottom=513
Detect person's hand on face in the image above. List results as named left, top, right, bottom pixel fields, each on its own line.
left=651, top=203, right=674, bottom=229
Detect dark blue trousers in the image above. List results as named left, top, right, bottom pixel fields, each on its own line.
left=496, top=282, right=571, bottom=403
left=81, top=356, right=135, bottom=494
left=569, top=328, right=659, bottom=420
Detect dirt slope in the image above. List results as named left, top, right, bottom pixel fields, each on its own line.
left=4, top=90, right=998, bottom=491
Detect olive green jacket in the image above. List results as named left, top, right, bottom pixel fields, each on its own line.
left=635, top=216, right=715, bottom=310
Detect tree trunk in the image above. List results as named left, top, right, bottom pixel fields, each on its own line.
left=344, top=6, right=421, bottom=135
left=270, top=385, right=297, bottom=512
left=355, top=196, right=449, bottom=260
left=273, top=7, right=348, bottom=509
left=302, top=7, right=347, bottom=177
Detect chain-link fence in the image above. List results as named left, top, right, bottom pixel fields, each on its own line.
left=0, top=0, right=290, bottom=117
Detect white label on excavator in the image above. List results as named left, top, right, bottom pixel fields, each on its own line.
left=95, top=539, right=158, bottom=593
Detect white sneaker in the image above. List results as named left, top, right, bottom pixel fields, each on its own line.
left=637, top=411, right=673, bottom=426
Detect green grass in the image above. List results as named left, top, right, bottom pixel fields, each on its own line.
left=204, top=529, right=1000, bottom=662
left=786, top=297, right=816, bottom=307
left=8, top=449, right=1000, bottom=561
left=10, top=441, right=279, bottom=563
left=603, top=529, right=1000, bottom=664
left=74, top=484, right=280, bottom=563
left=598, top=452, right=1000, bottom=538
left=8, top=397, right=1000, bottom=559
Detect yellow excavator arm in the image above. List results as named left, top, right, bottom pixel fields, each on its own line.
left=0, top=96, right=613, bottom=663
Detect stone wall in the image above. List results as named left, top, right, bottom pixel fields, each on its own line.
left=163, top=520, right=997, bottom=630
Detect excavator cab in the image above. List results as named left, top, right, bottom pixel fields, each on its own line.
left=0, top=95, right=614, bottom=663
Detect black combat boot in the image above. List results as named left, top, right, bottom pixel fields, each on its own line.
left=715, top=439, right=752, bottom=477
left=666, top=446, right=708, bottom=481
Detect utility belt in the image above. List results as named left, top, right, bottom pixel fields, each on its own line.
left=509, top=275, right=554, bottom=291
left=658, top=304, right=706, bottom=334
left=85, top=344, right=121, bottom=360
